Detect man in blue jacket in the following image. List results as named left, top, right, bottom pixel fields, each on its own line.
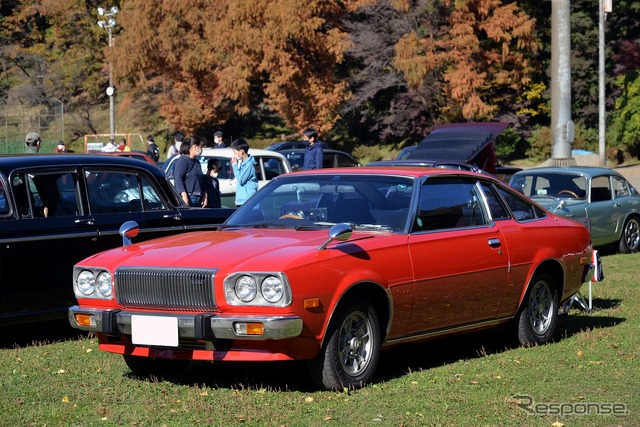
left=302, top=128, right=323, bottom=170
left=230, top=138, right=258, bottom=207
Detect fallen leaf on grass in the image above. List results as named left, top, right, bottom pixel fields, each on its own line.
left=56, top=369, right=66, bottom=374
left=62, top=396, right=70, bottom=403
left=305, top=397, right=314, bottom=403
left=552, top=422, right=564, bottom=427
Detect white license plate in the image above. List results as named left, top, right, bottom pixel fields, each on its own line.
left=131, top=315, right=179, bottom=347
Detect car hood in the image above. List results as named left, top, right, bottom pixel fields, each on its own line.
left=78, top=228, right=379, bottom=272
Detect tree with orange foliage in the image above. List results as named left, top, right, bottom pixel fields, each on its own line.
left=113, top=0, right=361, bottom=134
left=393, top=0, right=538, bottom=122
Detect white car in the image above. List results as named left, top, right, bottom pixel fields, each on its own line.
left=164, top=148, right=292, bottom=207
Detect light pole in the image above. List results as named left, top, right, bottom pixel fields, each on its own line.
left=97, top=6, right=119, bottom=138
left=550, top=0, right=575, bottom=165
left=598, top=0, right=612, bottom=166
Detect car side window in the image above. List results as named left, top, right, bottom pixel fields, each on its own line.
left=480, top=183, right=511, bottom=220
left=412, top=178, right=489, bottom=232
left=261, top=157, right=287, bottom=180
left=496, top=186, right=546, bottom=221
left=322, top=154, right=334, bottom=168
left=140, top=175, right=167, bottom=210
left=85, top=170, right=168, bottom=214
left=591, top=176, right=612, bottom=202
left=336, top=154, right=357, bottom=167
left=612, top=176, right=630, bottom=198
left=11, top=172, right=80, bottom=218
left=0, top=179, right=10, bottom=216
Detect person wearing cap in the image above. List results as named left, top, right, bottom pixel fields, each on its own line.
left=54, top=141, right=66, bottom=153
left=146, top=135, right=160, bottom=162
left=25, top=132, right=41, bottom=153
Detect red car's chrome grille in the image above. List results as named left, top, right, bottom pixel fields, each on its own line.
left=115, top=267, right=217, bottom=311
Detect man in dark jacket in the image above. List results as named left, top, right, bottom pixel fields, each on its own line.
left=146, top=135, right=160, bottom=162
left=302, top=128, right=323, bottom=170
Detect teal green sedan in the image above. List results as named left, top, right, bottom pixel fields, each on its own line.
left=509, top=166, right=640, bottom=253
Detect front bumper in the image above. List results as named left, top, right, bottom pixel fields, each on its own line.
left=68, top=306, right=303, bottom=341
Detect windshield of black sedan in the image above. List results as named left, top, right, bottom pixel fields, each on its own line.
left=226, top=175, right=414, bottom=232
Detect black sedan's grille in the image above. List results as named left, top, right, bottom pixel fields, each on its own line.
left=115, top=267, right=217, bottom=311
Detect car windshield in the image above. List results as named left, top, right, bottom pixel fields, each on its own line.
left=511, top=173, right=588, bottom=200
left=225, top=174, right=415, bottom=232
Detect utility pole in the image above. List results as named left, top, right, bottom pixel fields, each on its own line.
left=550, top=0, right=575, bottom=165
left=598, top=0, right=612, bottom=166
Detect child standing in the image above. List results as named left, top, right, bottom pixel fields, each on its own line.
left=204, top=158, right=222, bottom=208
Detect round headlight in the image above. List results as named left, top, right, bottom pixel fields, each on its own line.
left=77, top=270, right=96, bottom=296
left=235, top=275, right=257, bottom=302
left=261, top=276, right=284, bottom=303
left=96, top=271, right=113, bottom=298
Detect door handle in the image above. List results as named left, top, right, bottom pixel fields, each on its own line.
left=488, top=238, right=501, bottom=248
left=163, top=213, right=182, bottom=221
left=75, top=219, right=95, bottom=226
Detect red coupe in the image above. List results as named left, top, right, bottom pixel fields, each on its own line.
left=69, top=167, right=594, bottom=390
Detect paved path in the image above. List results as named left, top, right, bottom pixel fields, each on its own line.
left=613, top=164, right=640, bottom=189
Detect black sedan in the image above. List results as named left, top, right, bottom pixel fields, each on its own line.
left=0, top=154, right=235, bottom=326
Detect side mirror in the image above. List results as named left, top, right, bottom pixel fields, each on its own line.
left=318, top=223, right=352, bottom=251
left=119, top=220, right=140, bottom=246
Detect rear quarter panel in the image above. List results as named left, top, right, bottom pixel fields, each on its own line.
left=496, top=215, right=592, bottom=317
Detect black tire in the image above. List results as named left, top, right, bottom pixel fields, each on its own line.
left=308, top=298, right=382, bottom=390
left=515, top=274, right=558, bottom=346
left=618, top=216, right=640, bottom=253
left=123, top=355, right=189, bottom=379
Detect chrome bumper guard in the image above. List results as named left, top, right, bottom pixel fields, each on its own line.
left=68, top=306, right=302, bottom=341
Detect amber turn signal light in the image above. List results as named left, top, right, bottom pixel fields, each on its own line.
left=304, top=298, right=320, bottom=309
left=74, top=313, right=93, bottom=327
left=234, top=322, right=265, bottom=335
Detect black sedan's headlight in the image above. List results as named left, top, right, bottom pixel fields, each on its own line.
left=224, top=273, right=292, bottom=307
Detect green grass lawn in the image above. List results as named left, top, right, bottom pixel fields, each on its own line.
left=1, top=252, right=638, bottom=427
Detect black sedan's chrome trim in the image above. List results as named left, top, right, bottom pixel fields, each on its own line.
left=0, top=231, right=98, bottom=244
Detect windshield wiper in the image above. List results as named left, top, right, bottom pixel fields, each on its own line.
left=354, top=224, right=394, bottom=232
left=294, top=223, right=333, bottom=231
left=251, top=222, right=292, bottom=229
